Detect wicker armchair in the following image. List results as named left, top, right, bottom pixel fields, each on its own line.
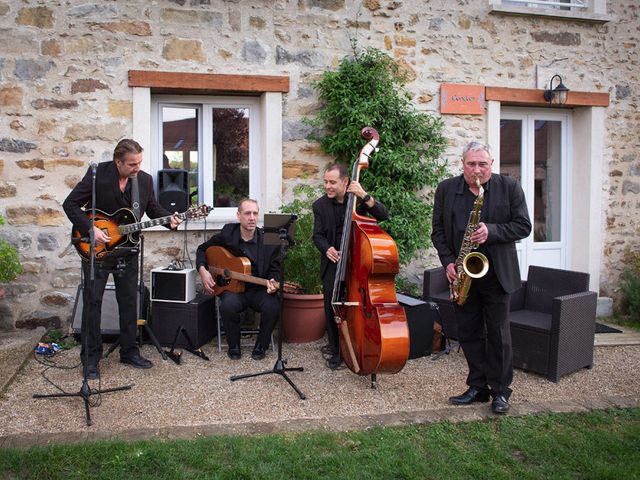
left=422, top=267, right=458, bottom=340
left=510, top=265, right=597, bottom=382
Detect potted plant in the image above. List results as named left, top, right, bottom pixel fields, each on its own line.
left=0, top=215, right=23, bottom=298
left=280, top=184, right=326, bottom=343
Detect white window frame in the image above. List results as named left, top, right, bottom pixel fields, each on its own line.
left=489, top=0, right=611, bottom=22
left=151, top=95, right=262, bottom=225
left=488, top=99, right=605, bottom=292
left=133, top=88, right=283, bottom=230
left=500, top=108, right=572, bottom=274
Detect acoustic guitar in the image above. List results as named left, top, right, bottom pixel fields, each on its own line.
left=72, top=205, right=211, bottom=261
left=205, top=245, right=279, bottom=296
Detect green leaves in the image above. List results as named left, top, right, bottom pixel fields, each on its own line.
left=0, top=215, right=22, bottom=284
left=281, top=184, right=324, bottom=294
left=310, top=47, right=448, bottom=265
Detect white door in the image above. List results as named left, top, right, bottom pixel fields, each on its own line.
left=499, top=108, right=572, bottom=278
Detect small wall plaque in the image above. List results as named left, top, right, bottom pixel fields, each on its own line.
left=440, top=84, right=486, bottom=115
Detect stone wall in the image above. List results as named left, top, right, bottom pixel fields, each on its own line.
left=0, top=0, right=638, bottom=329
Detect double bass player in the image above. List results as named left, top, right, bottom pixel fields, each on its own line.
left=312, top=163, right=389, bottom=370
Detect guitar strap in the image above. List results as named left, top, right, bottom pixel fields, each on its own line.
left=131, top=176, right=141, bottom=221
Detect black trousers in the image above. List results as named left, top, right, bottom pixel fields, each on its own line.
left=454, top=270, right=513, bottom=398
left=81, top=255, right=139, bottom=366
left=218, top=286, right=279, bottom=349
left=322, top=262, right=340, bottom=356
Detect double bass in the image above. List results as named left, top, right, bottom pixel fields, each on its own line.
left=331, top=127, right=410, bottom=385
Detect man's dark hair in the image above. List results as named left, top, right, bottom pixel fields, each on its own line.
left=113, top=139, right=143, bottom=162
left=325, top=163, right=348, bottom=179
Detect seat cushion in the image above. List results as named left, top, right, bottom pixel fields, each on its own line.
left=509, top=309, right=552, bottom=334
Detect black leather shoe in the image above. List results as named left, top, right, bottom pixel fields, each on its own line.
left=326, top=353, right=342, bottom=370
left=120, top=354, right=153, bottom=369
left=251, top=344, right=266, bottom=360
left=449, top=386, right=491, bottom=405
left=227, top=346, right=241, bottom=360
left=492, top=395, right=510, bottom=414
left=83, top=364, right=99, bottom=380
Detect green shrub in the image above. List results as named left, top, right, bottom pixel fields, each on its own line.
left=309, top=46, right=448, bottom=265
left=0, top=215, right=22, bottom=284
left=620, top=248, right=640, bottom=323
left=281, top=184, right=324, bottom=294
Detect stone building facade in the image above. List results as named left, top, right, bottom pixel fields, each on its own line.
left=0, top=0, right=638, bottom=330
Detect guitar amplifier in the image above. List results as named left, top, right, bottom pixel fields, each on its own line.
left=151, top=268, right=196, bottom=303
left=71, top=283, right=145, bottom=335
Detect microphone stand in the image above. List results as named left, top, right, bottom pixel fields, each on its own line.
left=230, top=216, right=305, bottom=400
left=33, top=162, right=132, bottom=426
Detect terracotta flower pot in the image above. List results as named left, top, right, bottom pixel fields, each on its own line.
left=281, top=292, right=325, bottom=343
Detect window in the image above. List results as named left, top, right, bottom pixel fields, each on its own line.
left=489, top=0, right=610, bottom=22
left=503, top=0, right=586, bottom=11
left=151, top=95, right=262, bottom=222
left=130, top=70, right=287, bottom=229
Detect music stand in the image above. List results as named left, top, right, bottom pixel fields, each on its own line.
left=230, top=214, right=306, bottom=400
left=33, top=162, right=131, bottom=426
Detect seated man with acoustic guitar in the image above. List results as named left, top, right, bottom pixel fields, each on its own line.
left=63, top=139, right=182, bottom=380
left=195, top=198, right=280, bottom=361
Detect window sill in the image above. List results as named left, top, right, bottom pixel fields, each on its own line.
left=489, top=5, right=612, bottom=23
left=143, top=217, right=234, bottom=233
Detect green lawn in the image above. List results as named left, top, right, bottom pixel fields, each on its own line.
left=1, top=408, right=639, bottom=480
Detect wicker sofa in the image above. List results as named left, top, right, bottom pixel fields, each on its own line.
left=425, top=264, right=597, bottom=382
left=509, top=265, right=597, bottom=382
left=422, top=267, right=458, bottom=340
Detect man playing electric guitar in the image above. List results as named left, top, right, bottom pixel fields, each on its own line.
left=195, top=198, right=280, bottom=361
left=63, top=139, right=182, bottom=379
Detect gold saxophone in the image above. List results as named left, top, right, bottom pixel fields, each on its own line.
left=450, top=177, right=490, bottom=306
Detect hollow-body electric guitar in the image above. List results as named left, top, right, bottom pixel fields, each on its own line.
left=205, top=245, right=279, bottom=296
left=72, top=205, right=211, bottom=261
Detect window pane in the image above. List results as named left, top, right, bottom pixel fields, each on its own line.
left=534, top=120, right=562, bottom=242
left=212, top=108, right=249, bottom=208
left=500, top=119, right=522, bottom=182
left=162, top=107, right=198, bottom=206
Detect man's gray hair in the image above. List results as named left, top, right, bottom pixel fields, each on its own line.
left=462, top=141, right=492, bottom=158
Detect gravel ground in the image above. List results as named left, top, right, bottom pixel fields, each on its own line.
left=0, top=338, right=639, bottom=440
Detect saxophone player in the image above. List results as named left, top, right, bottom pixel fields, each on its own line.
left=431, top=141, right=531, bottom=414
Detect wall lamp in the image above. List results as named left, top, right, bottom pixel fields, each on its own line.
left=543, top=74, right=569, bottom=105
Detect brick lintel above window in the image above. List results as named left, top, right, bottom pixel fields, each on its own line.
left=128, top=70, right=290, bottom=95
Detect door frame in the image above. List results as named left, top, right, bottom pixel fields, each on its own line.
left=500, top=107, right=573, bottom=275
left=487, top=100, right=605, bottom=292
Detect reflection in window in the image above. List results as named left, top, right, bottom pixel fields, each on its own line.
left=500, top=119, right=522, bottom=182
left=212, top=108, right=249, bottom=208
left=534, top=120, right=562, bottom=243
left=162, top=107, right=198, bottom=206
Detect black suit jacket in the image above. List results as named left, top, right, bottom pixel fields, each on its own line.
left=63, top=161, right=171, bottom=236
left=431, top=173, right=531, bottom=294
left=312, top=194, right=389, bottom=279
left=195, top=223, right=281, bottom=281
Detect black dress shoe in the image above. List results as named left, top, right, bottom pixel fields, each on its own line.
left=326, top=353, right=343, bottom=370
left=449, top=386, right=491, bottom=405
left=492, top=395, right=510, bottom=414
left=227, top=346, right=241, bottom=360
left=83, top=364, right=99, bottom=380
left=120, top=354, right=153, bottom=369
left=251, top=344, right=266, bottom=360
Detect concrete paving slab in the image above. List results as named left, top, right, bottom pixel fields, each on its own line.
left=0, top=328, right=45, bottom=395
